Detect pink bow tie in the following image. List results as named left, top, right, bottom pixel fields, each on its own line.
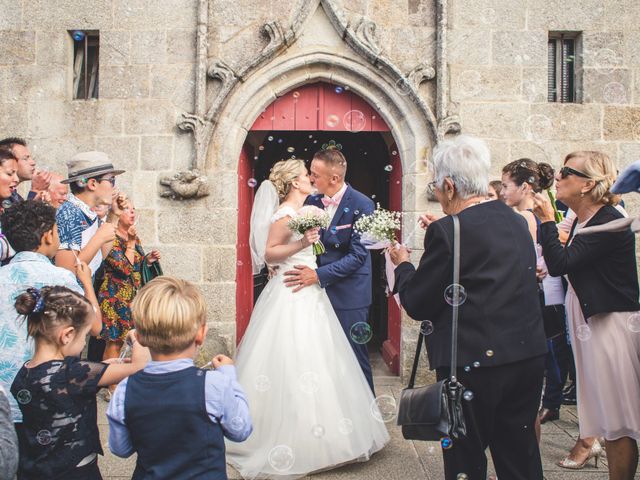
left=321, top=196, right=341, bottom=207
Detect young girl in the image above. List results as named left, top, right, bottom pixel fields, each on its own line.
left=11, top=285, right=150, bottom=480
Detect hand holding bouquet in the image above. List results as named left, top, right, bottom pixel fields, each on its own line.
left=353, top=204, right=402, bottom=249
left=288, top=206, right=331, bottom=255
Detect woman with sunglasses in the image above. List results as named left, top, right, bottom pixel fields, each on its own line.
left=533, top=151, right=640, bottom=480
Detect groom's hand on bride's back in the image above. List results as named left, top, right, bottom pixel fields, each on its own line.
left=283, top=265, right=319, bottom=292
left=212, top=354, right=234, bottom=368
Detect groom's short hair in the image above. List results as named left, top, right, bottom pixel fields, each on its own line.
left=313, top=148, right=347, bottom=178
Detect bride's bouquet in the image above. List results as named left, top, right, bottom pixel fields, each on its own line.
left=288, top=206, right=331, bottom=255
left=354, top=204, right=402, bottom=249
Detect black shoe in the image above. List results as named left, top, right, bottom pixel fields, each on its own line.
left=562, top=384, right=577, bottom=405
left=538, top=407, right=560, bottom=424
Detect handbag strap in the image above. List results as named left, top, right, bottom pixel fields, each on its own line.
left=449, top=215, right=460, bottom=383
left=407, top=326, right=424, bottom=389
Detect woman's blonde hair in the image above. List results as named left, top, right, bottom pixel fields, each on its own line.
left=564, top=151, right=619, bottom=206
left=131, top=276, right=207, bottom=354
left=269, top=159, right=306, bottom=200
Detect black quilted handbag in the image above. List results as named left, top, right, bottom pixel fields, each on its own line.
left=397, top=215, right=467, bottom=441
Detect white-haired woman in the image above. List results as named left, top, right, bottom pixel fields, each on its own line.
left=389, top=135, right=548, bottom=480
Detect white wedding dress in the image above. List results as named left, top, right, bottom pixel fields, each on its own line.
left=226, top=206, right=389, bottom=479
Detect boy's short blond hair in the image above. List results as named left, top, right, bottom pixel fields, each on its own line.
left=131, top=276, right=207, bottom=354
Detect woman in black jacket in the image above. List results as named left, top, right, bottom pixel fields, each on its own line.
left=533, top=150, right=640, bottom=480
left=390, top=135, right=548, bottom=480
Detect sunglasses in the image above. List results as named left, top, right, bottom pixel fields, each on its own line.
left=96, top=176, right=116, bottom=186
left=559, top=166, right=591, bottom=179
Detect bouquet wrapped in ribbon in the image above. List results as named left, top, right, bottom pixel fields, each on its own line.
left=354, top=205, right=403, bottom=306
left=354, top=204, right=403, bottom=248
left=288, top=206, right=331, bottom=255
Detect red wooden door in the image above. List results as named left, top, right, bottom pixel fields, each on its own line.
left=236, top=144, right=254, bottom=344
left=382, top=145, right=402, bottom=374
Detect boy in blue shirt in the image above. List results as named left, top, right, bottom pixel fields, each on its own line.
left=107, top=276, right=252, bottom=479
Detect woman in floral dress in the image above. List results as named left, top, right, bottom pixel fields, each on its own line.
left=97, top=201, right=159, bottom=393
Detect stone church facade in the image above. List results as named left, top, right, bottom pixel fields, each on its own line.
left=1, top=0, right=638, bottom=378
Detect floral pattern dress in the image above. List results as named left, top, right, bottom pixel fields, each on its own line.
left=97, top=235, right=145, bottom=342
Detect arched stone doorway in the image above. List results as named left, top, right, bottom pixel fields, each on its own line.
left=236, top=82, right=403, bottom=373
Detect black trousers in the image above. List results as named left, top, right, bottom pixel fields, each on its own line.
left=436, top=355, right=545, bottom=480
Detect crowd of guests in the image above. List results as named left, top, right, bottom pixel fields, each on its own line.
left=0, top=133, right=638, bottom=480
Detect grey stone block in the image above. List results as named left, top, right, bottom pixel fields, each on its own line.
left=448, top=29, right=491, bottom=66
left=0, top=31, right=35, bottom=65
left=133, top=208, right=157, bottom=245
left=459, top=102, right=529, bottom=139
left=100, top=65, right=150, bottom=99
left=0, top=0, right=21, bottom=30
left=149, top=244, right=202, bottom=282
left=203, top=246, right=236, bottom=283
left=36, top=31, right=68, bottom=66
left=527, top=0, right=606, bottom=30
left=158, top=207, right=236, bottom=245
left=101, top=31, right=131, bottom=66
left=166, top=29, right=197, bottom=64
left=95, top=135, right=141, bottom=172
left=604, top=106, right=640, bottom=140
left=583, top=69, right=631, bottom=104
left=113, top=0, right=197, bottom=30
left=199, top=282, right=236, bottom=325
left=492, top=30, right=547, bottom=66
left=0, top=65, right=66, bottom=102
left=450, top=65, right=522, bottom=102
left=28, top=100, right=124, bottom=138
left=130, top=31, right=167, bottom=65
left=140, top=135, right=173, bottom=170
left=529, top=104, right=603, bottom=142
left=451, top=0, right=526, bottom=29
left=124, top=99, right=178, bottom=134
left=29, top=135, right=96, bottom=172
left=22, top=0, right=113, bottom=29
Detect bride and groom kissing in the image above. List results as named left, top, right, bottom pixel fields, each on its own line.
left=226, top=147, right=390, bottom=478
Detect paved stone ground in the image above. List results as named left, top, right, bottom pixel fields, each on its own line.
left=97, top=353, right=611, bottom=480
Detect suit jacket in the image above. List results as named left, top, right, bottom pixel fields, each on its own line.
left=540, top=205, right=640, bottom=319
left=306, top=185, right=374, bottom=310
left=394, top=200, right=547, bottom=370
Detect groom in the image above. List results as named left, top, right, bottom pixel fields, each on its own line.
left=284, top=148, right=376, bottom=392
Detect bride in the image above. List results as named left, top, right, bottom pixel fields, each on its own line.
left=226, top=159, right=389, bottom=479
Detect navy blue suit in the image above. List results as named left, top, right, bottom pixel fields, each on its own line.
left=306, top=185, right=375, bottom=391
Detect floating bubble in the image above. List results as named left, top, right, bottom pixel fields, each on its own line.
left=311, top=424, right=325, bottom=438
left=254, top=374, right=271, bottom=392
left=384, top=165, right=393, bottom=172
left=267, top=136, right=274, bottom=141
left=371, top=395, right=397, bottom=423
left=523, top=114, right=553, bottom=143
left=258, top=145, right=265, bottom=151
left=420, top=320, right=434, bottom=336
left=457, top=70, right=482, bottom=98
left=236, top=260, right=243, bottom=266
left=440, top=437, right=453, bottom=449
left=576, top=325, right=592, bottom=341
left=457, top=474, right=469, bottom=480
left=354, top=210, right=359, bottom=215
left=229, top=417, right=246, bottom=432
left=308, top=134, right=313, bottom=139
left=292, top=91, right=300, bottom=99
left=463, top=366, right=471, bottom=372
left=253, top=156, right=258, bottom=160
left=338, top=418, right=354, bottom=435
left=36, top=430, right=52, bottom=446
left=343, top=207, right=350, bottom=213
left=334, top=243, right=340, bottom=248
left=344, top=110, right=367, bottom=133
left=72, top=30, right=85, bottom=42
left=326, top=115, right=340, bottom=128
left=603, top=82, right=627, bottom=104
left=627, top=313, right=640, bottom=333
left=286, top=147, right=295, bottom=153
left=313, top=140, right=318, bottom=144
left=444, top=284, right=467, bottom=306
left=16, top=389, right=32, bottom=404
left=594, top=48, right=622, bottom=75
left=277, top=138, right=283, bottom=144
left=2, top=199, right=12, bottom=209
left=371, top=194, right=376, bottom=199
left=298, top=371, right=320, bottom=394
left=247, top=178, right=258, bottom=188
left=463, top=390, right=474, bottom=401
left=334, top=86, right=344, bottom=94
left=330, top=226, right=337, bottom=234
left=473, top=361, right=480, bottom=368
left=350, top=322, right=373, bottom=344
left=485, top=350, right=494, bottom=357
left=268, top=445, right=295, bottom=472
left=394, top=78, right=412, bottom=96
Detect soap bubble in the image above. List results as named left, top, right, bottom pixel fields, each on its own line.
left=258, top=145, right=265, bottom=151
left=371, top=395, right=397, bottom=423
left=247, top=178, right=257, bottom=188
left=286, top=147, right=295, bottom=153
left=440, top=436, right=453, bottom=449
left=16, top=389, right=32, bottom=405
left=344, top=110, right=367, bottom=132
left=298, top=371, right=320, bottom=394
left=576, top=325, right=592, bottom=341
left=338, top=418, right=354, bottom=435
left=603, top=82, right=627, bottom=104
left=72, top=30, right=85, bottom=41
left=420, top=320, right=434, bottom=336
left=594, top=48, right=622, bottom=75
left=457, top=70, right=482, bottom=98
left=463, top=366, right=471, bottom=372
left=311, top=424, right=325, bottom=438
left=277, top=138, right=283, bottom=144
left=350, top=322, right=373, bottom=344
left=463, top=390, right=474, bottom=401
left=627, top=313, right=640, bottom=333
left=444, top=284, right=467, bottom=306
left=292, top=91, right=300, bottom=99
left=384, top=165, right=393, bottom=172
left=343, top=207, right=350, bottom=213
left=394, top=78, right=412, bottom=96
left=334, top=86, right=344, bottom=94
left=326, top=115, right=340, bottom=128
left=268, top=445, right=295, bottom=472
left=229, top=417, right=246, bottom=432
left=330, top=226, right=337, bottom=234
left=473, top=361, right=480, bottom=368
left=354, top=210, right=359, bottom=215
left=391, top=150, right=397, bottom=155
left=254, top=374, right=271, bottom=392
left=267, top=136, right=274, bottom=141
left=36, top=430, right=52, bottom=446
left=523, top=114, right=553, bottom=143
left=485, top=350, right=494, bottom=357
left=457, top=474, right=469, bottom=480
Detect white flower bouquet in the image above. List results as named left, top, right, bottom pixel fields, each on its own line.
left=288, top=206, right=331, bottom=255
left=353, top=204, right=402, bottom=249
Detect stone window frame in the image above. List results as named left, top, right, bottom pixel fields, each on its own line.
left=548, top=31, right=583, bottom=104
left=69, top=30, right=100, bottom=100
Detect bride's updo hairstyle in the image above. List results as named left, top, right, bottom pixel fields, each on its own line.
left=502, top=158, right=555, bottom=193
left=269, top=159, right=306, bottom=200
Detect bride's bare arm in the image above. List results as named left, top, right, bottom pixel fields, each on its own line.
left=264, top=217, right=318, bottom=265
